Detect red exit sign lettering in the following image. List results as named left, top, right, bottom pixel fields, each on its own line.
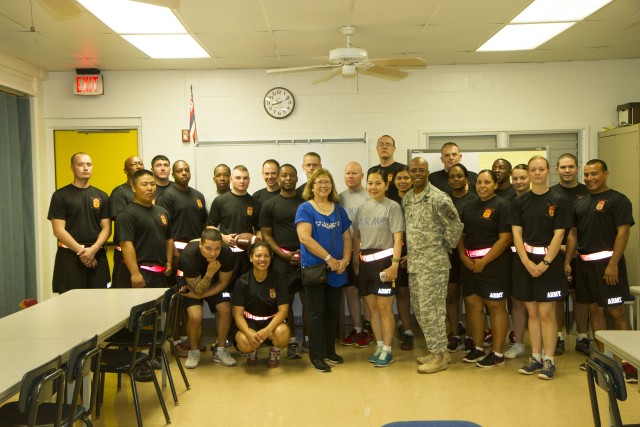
left=74, top=75, right=104, bottom=95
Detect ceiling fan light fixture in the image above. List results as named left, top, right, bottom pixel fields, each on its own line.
left=341, top=64, right=357, bottom=76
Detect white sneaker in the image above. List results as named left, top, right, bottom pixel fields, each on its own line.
left=213, top=347, right=237, bottom=367
left=504, top=343, right=525, bottom=359
left=185, top=350, right=200, bottom=369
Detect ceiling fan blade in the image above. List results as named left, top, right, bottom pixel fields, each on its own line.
left=266, top=64, right=336, bottom=74
left=312, top=68, right=342, bottom=84
left=360, top=65, right=408, bottom=79
left=369, top=57, right=427, bottom=67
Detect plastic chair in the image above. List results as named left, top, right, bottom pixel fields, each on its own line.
left=105, top=287, right=189, bottom=405
left=0, top=356, right=65, bottom=427
left=97, top=303, right=170, bottom=426
left=63, top=335, right=101, bottom=426
left=585, top=348, right=640, bottom=427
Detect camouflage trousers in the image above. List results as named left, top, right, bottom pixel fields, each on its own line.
left=409, top=269, right=449, bottom=354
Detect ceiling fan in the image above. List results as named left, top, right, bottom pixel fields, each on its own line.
left=266, top=26, right=426, bottom=84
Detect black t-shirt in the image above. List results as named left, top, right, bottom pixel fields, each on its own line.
left=179, top=241, right=235, bottom=279
left=155, top=182, right=173, bottom=200
left=232, top=270, right=288, bottom=317
left=496, top=185, right=516, bottom=199
left=509, top=190, right=571, bottom=246
left=369, top=161, right=406, bottom=201
left=110, top=182, right=135, bottom=243
left=451, top=191, right=478, bottom=215
left=116, top=203, right=172, bottom=265
left=259, top=193, right=304, bottom=250
left=47, top=184, right=110, bottom=243
left=253, top=188, right=280, bottom=205
left=207, top=191, right=261, bottom=234
left=295, top=183, right=307, bottom=199
left=550, top=183, right=589, bottom=244
left=429, top=169, right=478, bottom=194
left=573, top=189, right=635, bottom=253
left=156, top=185, right=207, bottom=242
left=460, top=196, right=511, bottom=249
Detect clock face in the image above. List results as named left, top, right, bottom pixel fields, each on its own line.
left=264, top=87, right=295, bottom=119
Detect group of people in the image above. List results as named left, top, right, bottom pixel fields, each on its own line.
left=47, top=135, right=637, bottom=381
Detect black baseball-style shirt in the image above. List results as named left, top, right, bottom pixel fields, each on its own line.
left=460, top=196, right=511, bottom=250
left=179, top=241, right=235, bottom=280
left=259, top=194, right=304, bottom=250
left=48, top=184, right=110, bottom=243
left=232, top=270, right=288, bottom=317
left=509, top=190, right=571, bottom=246
left=207, top=191, right=261, bottom=234
left=573, top=189, right=635, bottom=253
left=116, top=203, right=172, bottom=265
left=156, top=185, right=207, bottom=242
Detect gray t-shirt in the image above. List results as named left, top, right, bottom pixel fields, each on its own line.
left=353, top=197, right=405, bottom=250
left=339, top=187, right=368, bottom=232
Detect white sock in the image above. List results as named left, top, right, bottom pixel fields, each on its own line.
left=404, top=330, right=413, bottom=336
left=377, top=340, right=384, bottom=348
left=354, top=327, right=363, bottom=333
left=557, top=332, right=563, bottom=339
left=578, top=333, right=588, bottom=340
left=382, top=345, right=392, bottom=352
left=544, top=355, right=555, bottom=364
left=532, top=353, right=542, bottom=362
left=289, top=337, right=297, bottom=343
left=494, top=352, right=504, bottom=357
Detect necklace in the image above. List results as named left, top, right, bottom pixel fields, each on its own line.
left=314, top=200, right=333, bottom=213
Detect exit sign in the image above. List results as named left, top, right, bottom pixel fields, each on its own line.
left=74, top=74, right=104, bottom=95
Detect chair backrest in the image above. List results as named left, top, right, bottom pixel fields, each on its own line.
left=126, top=300, right=156, bottom=332
left=591, top=348, right=627, bottom=401
left=163, top=288, right=181, bottom=340
left=131, top=307, right=159, bottom=362
left=17, top=356, right=65, bottom=427
left=65, top=336, right=102, bottom=425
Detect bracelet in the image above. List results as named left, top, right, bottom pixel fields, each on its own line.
left=324, top=254, right=332, bottom=262
left=391, top=258, right=400, bottom=263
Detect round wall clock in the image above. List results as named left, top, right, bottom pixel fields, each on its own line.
left=264, top=87, right=295, bottom=119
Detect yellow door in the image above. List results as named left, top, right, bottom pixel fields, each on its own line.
left=54, top=129, right=139, bottom=270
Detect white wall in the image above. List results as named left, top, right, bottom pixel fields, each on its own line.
left=31, top=58, right=640, bottom=296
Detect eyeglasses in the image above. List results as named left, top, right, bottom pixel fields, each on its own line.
left=377, top=143, right=394, bottom=148
left=409, top=168, right=428, bottom=174
left=314, top=180, right=331, bottom=187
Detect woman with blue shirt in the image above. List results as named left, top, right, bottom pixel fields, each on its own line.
left=295, top=168, right=352, bottom=373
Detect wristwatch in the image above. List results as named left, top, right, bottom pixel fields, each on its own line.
left=542, top=259, right=551, bottom=266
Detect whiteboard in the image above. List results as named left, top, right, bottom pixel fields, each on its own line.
left=193, top=140, right=369, bottom=202
left=407, top=147, right=549, bottom=173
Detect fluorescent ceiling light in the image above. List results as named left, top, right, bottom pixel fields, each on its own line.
left=122, top=35, right=210, bottom=58
left=77, top=0, right=185, bottom=34
left=477, top=23, right=575, bottom=51
left=512, top=0, right=614, bottom=23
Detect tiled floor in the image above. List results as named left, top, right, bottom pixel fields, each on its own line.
left=92, top=332, right=640, bottom=426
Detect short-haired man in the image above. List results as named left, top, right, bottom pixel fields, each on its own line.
left=208, top=164, right=231, bottom=211
left=428, top=142, right=478, bottom=193
left=179, top=229, right=236, bottom=368
left=253, top=159, right=281, bottom=204
left=493, top=158, right=515, bottom=199
left=550, top=153, right=591, bottom=356
left=338, top=161, right=374, bottom=348
left=113, top=169, right=173, bottom=289
left=47, top=152, right=111, bottom=293
left=368, top=135, right=406, bottom=201
left=405, top=157, right=463, bottom=374
left=151, top=155, right=172, bottom=199
left=296, top=152, right=322, bottom=198
left=259, top=164, right=306, bottom=358
left=109, top=156, right=144, bottom=286
left=566, top=159, right=637, bottom=382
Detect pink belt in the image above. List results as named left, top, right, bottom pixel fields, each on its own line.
left=59, top=242, right=96, bottom=249
left=360, top=248, right=393, bottom=262
left=524, top=243, right=547, bottom=255
left=244, top=311, right=275, bottom=321
left=139, top=265, right=167, bottom=273
left=579, top=251, right=613, bottom=261
left=466, top=247, right=491, bottom=258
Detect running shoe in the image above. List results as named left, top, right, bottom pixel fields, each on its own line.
left=374, top=350, right=394, bottom=368
left=355, top=330, right=373, bottom=347
left=447, top=336, right=463, bottom=353
left=247, top=350, right=258, bottom=367
left=476, top=351, right=505, bottom=368
left=369, top=347, right=382, bottom=363
left=483, top=329, right=493, bottom=347
left=554, top=337, right=565, bottom=356
left=504, top=343, right=525, bottom=359
left=463, top=348, right=485, bottom=363
left=213, top=347, right=237, bottom=367
left=538, top=359, right=556, bottom=380
left=268, top=347, right=280, bottom=368
left=575, top=337, right=591, bottom=356
left=401, top=334, right=414, bottom=351
left=341, top=329, right=361, bottom=346
left=287, top=341, right=302, bottom=359
left=185, top=350, right=200, bottom=369
left=311, top=359, right=331, bottom=372
left=518, top=357, right=544, bottom=375
left=325, top=354, right=344, bottom=364
left=623, top=361, right=638, bottom=384
left=464, top=337, right=474, bottom=354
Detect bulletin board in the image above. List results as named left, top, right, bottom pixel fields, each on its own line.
left=407, top=147, right=549, bottom=173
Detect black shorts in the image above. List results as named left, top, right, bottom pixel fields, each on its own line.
left=460, top=250, right=512, bottom=300
left=112, top=262, right=168, bottom=288
left=448, top=251, right=461, bottom=284
left=272, top=256, right=303, bottom=295
left=575, top=256, right=630, bottom=307
left=340, top=262, right=358, bottom=288
left=512, top=252, right=568, bottom=303
left=181, top=289, right=232, bottom=311
left=357, top=254, right=396, bottom=297
left=231, top=317, right=279, bottom=352
left=395, top=266, right=408, bottom=288
left=52, top=246, right=110, bottom=293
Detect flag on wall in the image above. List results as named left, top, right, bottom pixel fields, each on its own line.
left=189, top=85, right=198, bottom=145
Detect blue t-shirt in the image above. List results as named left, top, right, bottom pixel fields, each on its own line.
left=294, top=202, right=352, bottom=287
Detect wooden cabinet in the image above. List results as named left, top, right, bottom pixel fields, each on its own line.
left=598, top=124, right=640, bottom=288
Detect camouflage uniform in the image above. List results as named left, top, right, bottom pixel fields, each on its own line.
left=403, top=183, right=463, bottom=354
